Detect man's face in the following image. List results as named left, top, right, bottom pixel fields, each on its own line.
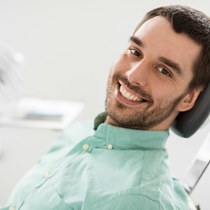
left=105, top=16, right=202, bottom=130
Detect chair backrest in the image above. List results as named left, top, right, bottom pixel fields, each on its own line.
left=172, top=82, right=210, bottom=138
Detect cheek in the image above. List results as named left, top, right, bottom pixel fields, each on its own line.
left=152, top=87, right=174, bottom=103
left=154, top=89, right=182, bottom=107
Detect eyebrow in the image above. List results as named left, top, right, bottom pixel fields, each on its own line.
left=130, top=36, right=183, bottom=76
left=129, top=36, right=144, bottom=47
left=159, top=57, right=183, bottom=76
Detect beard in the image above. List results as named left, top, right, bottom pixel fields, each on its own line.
left=105, top=73, right=186, bottom=130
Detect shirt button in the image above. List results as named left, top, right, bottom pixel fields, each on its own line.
left=9, top=206, right=16, bottom=210
left=107, top=144, right=113, bottom=150
left=43, top=170, right=50, bottom=179
left=82, top=144, right=90, bottom=151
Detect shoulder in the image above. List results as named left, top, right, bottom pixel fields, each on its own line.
left=37, top=120, right=94, bottom=164
left=59, top=120, right=95, bottom=142
left=48, top=120, right=94, bottom=150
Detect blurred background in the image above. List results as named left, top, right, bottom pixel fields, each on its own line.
left=0, top=0, right=209, bottom=209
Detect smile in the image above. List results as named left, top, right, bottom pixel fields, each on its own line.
left=120, top=85, right=143, bottom=102
left=115, top=81, right=148, bottom=106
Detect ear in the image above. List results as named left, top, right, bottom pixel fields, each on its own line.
left=176, top=87, right=203, bottom=112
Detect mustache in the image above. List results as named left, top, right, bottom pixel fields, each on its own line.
left=113, top=74, right=153, bottom=103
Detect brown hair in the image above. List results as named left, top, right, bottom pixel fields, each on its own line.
left=133, top=5, right=210, bottom=91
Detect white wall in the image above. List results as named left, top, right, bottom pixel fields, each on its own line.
left=0, top=0, right=210, bottom=209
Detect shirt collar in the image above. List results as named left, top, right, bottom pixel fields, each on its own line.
left=93, top=113, right=169, bottom=150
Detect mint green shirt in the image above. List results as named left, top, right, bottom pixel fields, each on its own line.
left=1, top=122, right=189, bottom=210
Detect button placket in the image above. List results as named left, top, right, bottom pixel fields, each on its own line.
left=42, top=170, right=51, bottom=179
left=107, top=144, right=113, bottom=150
left=82, top=144, right=90, bottom=151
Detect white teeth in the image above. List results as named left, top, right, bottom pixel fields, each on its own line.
left=119, top=85, right=143, bottom=102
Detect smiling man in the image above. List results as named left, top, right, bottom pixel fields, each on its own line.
left=2, top=5, right=210, bottom=210
left=105, top=15, right=202, bottom=131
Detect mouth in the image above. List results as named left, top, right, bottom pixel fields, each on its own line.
left=115, top=81, right=149, bottom=106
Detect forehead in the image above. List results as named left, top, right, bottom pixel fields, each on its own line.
left=133, top=16, right=202, bottom=76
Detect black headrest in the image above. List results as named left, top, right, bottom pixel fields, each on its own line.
left=171, top=82, right=210, bottom=138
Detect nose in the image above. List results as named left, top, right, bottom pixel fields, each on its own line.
left=126, top=60, right=149, bottom=87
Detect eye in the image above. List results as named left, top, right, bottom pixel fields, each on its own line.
left=128, top=47, right=142, bottom=58
left=157, top=66, right=172, bottom=77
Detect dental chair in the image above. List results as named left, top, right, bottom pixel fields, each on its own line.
left=182, top=134, right=210, bottom=210
left=172, top=82, right=210, bottom=210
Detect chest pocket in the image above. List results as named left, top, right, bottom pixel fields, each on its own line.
left=18, top=182, right=74, bottom=210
